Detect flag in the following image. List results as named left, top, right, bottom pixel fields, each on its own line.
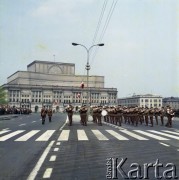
left=80, top=82, right=84, bottom=88
left=76, top=93, right=81, bottom=98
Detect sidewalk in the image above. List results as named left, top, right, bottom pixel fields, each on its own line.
left=0, top=114, right=18, bottom=120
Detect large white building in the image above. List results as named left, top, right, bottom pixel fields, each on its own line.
left=118, top=94, right=163, bottom=108
left=2, top=60, right=117, bottom=112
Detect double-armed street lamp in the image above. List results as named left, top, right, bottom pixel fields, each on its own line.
left=72, top=42, right=104, bottom=120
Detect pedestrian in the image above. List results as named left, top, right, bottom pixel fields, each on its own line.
left=65, top=104, right=74, bottom=126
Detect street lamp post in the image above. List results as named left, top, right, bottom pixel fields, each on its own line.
left=72, top=42, right=104, bottom=120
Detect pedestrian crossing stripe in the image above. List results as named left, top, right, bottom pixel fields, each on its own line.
left=15, top=130, right=40, bottom=141
left=106, top=130, right=129, bottom=140
left=119, top=130, right=149, bottom=140
left=161, top=130, right=179, bottom=136
left=58, top=130, right=70, bottom=141
left=92, top=130, right=109, bottom=140
left=77, top=130, right=88, bottom=141
left=0, top=129, right=178, bottom=142
left=0, top=130, right=11, bottom=135
left=133, top=130, right=169, bottom=141
left=35, top=130, right=56, bottom=141
left=147, top=130, right=179, bottom=140
left=0, top=130, right=25, bottom=141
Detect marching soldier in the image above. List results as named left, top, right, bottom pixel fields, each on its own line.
left=79, top=105, right=88, bottom=126
left=139, top=107, right=145, bottom=125
left=92, top=106, right=98, bottom=123
left=41, top=106, right=47, bottom=125
left=96, top=106, right=103, bottom=126
left=47, top=108, right=53, bottom=122
left=154, top=107, right=159, bottom=125
left=65, top=104, right=74, bottom=126
left=159, top=107, right=165, bottom=126
left=165, top=106, right=175, bottom=128
left=144, top=107, right=149, bottom=126
left=116, top=105, right=123, bottom=126
left=149, top=107, right=154, bottom=127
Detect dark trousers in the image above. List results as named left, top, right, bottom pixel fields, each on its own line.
left=48, top=116, right=52, bottom=122
left=42, top=115, right=46, bottom=124
left=68, top=113, right=73, bottom=126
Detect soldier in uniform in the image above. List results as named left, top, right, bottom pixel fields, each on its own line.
left=79, top=105, right=88, bottom=126
left=41, top=106, right=47, bottom=125
left=65, top=104, right=74, bottom=126
left=165, top=106, right=175, bottom=128
left=139, top=107, right=145, bottom=125
left=154, top=107, right=159, bottom=125
left=92, top=106, right=98, bottom=123
left=116, top=105, right=123, bottom=126
left=144, top=107, right=149, bottom=126
left=159, top=107, right=165, bottom=126
left=149, top=107, right=154, bottom=127
left=96, top=106, right=103, bottom=126
left=47, top=108, right=53, bottom=122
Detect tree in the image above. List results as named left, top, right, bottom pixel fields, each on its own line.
left=0, top=87, right=7, bottom=105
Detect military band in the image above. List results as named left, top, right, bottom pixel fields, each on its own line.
left=91, top=105, right=175, bottom=128
left=40, top=104, right=175, bottom=128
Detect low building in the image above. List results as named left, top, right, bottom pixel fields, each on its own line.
left=2, top=60, right=117, bottom=112
left=163, top=97, right=179, bottom=110
left=118, top=94, right=162, bottom=108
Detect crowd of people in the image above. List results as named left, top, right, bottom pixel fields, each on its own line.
left=0, top=105, right=32, bottom=115
left=65, top=104, right=175, bottom=128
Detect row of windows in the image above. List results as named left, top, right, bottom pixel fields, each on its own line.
left=141, top=99, right=161, bottom=102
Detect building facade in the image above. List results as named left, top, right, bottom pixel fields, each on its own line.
left=2, top=60, right=117, bottom=112
left=118, top=94, right=163, bottom=108
left=163, top=97, right=179, bottom=110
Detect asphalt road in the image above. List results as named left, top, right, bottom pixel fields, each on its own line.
left=0, top=114, right=179, bottom=180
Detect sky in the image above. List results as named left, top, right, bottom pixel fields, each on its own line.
left=0, top=0, right=178, bottom=98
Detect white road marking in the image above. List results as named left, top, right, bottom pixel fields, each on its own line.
left=148, top=130, right=179, bottom=140
left=27, top=141, right=55, bottom=180
left=2, top=128, right=9, bottom=130
left=134, top=130, right=169, bottom=140
left=56, top=142, right=61, bottom=145
left=92, top=130, right=109, bottom=140
left=43, top=168, right=53, bottom=179
left=32, top=121, right=36, bottom=123
left=54, top=148, right=59, bottom=152
left=106, top=130, right=129, bottom=140
left=49, top=155, right=56, bottom=162
left=0, top=130, right=25, bottom=141
left=35, top=130, right=55, bottom=141
left=58, top=130, right=70, bottom=141
left=19, top=123, right=26, bottom=126
left=77, top=130, right=88, bottom=141
left=0, top=130, right=11, bottom=135
left=15, top=130, right=40, bottom=141
left=161, top=130, right=179, bottom=136
left=159, top=142, right=170, bottom=147
left=59, top=117, right=68, bottom=131
left=120, top=130, right=149, bottom=140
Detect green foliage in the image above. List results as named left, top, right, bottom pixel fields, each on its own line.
left=0, top=87, right=7, bottom=105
